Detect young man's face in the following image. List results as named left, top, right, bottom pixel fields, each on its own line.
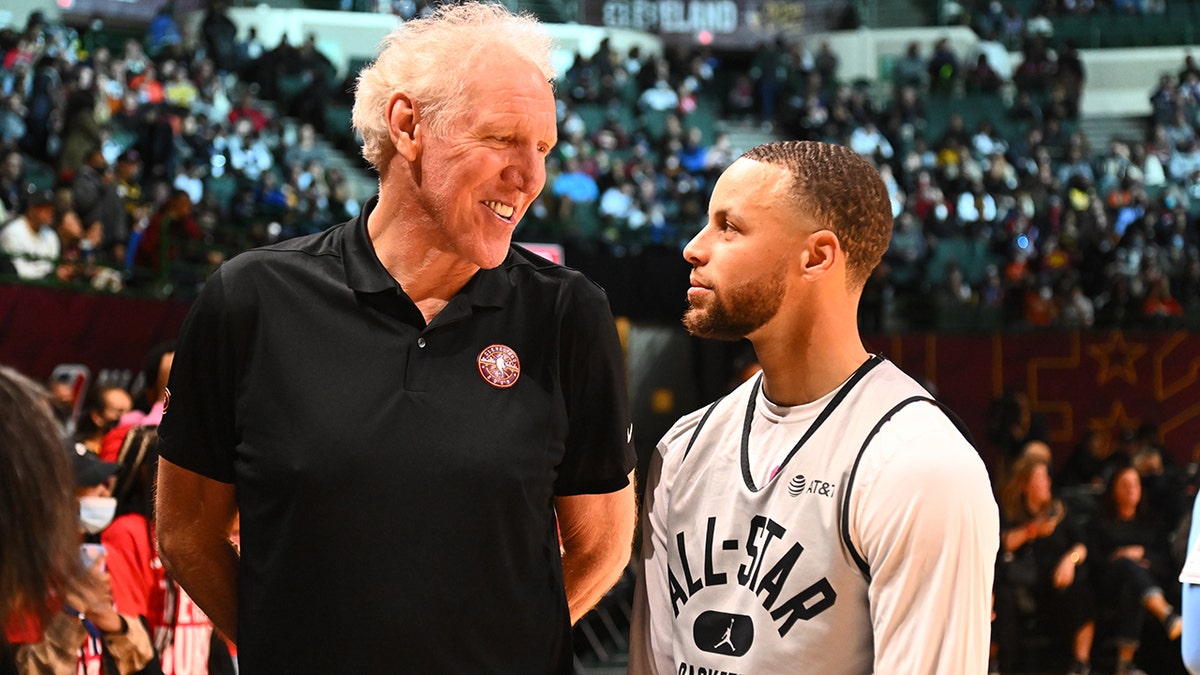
left=682, top=158, right=803, bottom=341
left=412, top=55, right=557, bottom=270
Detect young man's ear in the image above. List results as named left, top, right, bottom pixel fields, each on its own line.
left=799, top=230, right=840, bottom=280
left=387, top=93, right=422, bottom=163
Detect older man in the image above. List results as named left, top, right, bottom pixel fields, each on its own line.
left=155, top=4, right=636, bottom=673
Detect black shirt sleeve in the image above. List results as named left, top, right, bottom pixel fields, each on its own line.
left=157, top=266, right=241, bottom=483
left=553, top=275, right=635, bottom=496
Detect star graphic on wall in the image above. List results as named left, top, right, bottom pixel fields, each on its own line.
left=1086, top=333, right=1146, bottom=385
left=1087, top=400, right=1139, bottom=438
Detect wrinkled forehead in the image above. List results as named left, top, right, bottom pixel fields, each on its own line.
left=456, top=58, right=557, bottom=130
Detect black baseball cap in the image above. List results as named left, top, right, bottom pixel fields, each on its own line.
left=26, top=186, right=54, bottom=208
left=67, top=440, right=119, bottom=487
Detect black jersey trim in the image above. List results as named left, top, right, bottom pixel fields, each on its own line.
left=840, top=396, right=974, bottom=581
left=740, top=355, right=884, bottom=492
left=683, top=396, right=725, bottom=461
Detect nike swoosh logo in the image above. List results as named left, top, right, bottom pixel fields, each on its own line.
left=627, top=424, right=633, bottom=443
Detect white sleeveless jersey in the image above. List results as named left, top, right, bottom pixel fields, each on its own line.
left=630, top=356, right=999, bottom=675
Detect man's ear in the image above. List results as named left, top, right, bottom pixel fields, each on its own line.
left=799, top=229, right=840, bottom=280
left=387, top=92, right=421, bottom=163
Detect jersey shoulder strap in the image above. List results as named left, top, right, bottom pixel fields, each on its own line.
left=682, top=395, right=725, bottom=461
left=839, top=396, right=974, bottom=580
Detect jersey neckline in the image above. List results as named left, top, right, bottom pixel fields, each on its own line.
left=739, top=354, right=884, bottom=492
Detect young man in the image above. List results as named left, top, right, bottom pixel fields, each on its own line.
left=155, top=3, right=635, bottom=673
left=630, top=141, right=998, bottom=674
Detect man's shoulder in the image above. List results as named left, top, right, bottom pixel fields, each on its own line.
left=0, top=216, right=24, bottom=236
left=504, top=244, right=607, bottom=298
left=221, top=223, right=346, bottom=276
left=658, top=378, right=758, bottom=461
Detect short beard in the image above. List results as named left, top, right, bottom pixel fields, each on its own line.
left=682, top=264, right=786, bottom=341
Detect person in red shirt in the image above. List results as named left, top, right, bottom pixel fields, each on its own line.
left=103, top=425, right=228, bottom=674
left=134, top=189, right=203, bottom=274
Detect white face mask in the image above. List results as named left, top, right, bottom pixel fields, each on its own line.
left=79, top=496, right=117, bottom=535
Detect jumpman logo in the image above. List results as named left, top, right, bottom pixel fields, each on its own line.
left=713, top=618, right=736, bottom=652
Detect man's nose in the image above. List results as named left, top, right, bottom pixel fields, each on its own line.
left=503, top=150, right=545, bottom=194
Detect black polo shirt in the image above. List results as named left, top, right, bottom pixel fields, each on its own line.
left=158, top=198, right=635, bottom=673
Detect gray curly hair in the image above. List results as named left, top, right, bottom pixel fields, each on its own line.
left=351, top=2, right=554, bottom=169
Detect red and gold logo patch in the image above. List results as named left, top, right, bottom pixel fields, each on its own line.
left=477, top=344, right=521, bottom=388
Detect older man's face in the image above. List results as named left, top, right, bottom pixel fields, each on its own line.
left=413, top=54, right=557, bottom=270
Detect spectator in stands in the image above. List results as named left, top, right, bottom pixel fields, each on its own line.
left=172, top=159, right=205, bottom=205
left=886, top=211, right=928, bottom=289
left=814, top=40, right=838, bottom=84
left=1057, top=41, right=1085, bottom=116
left=1169, top=139, right=1200, bottom=182
left=1013, top=37, right=1056, bottom=95
left=749, top=39, right=783, bottom=121
left=1162, top=107, right=1196, bottom=152
left=552, top=155, right=600, bottom=220
left=987, top=389, right=1049, bottom=481
left=224, top=120, right=273, bottom=182
left=1, top=187, right=60, bottom=279
left=53, top=187, right=105, bottom=286
left=134, top=188, right=201, bottom=276
left=965, top=53, right=1003, bottom=94
left=993, top=454, right=1095, bottom=675
left=58, top=90, right=104, bottom=180
left=147, top=4, right=182, bottom=60
left=164, top=64, right=199, bottom=111
left=998, top=3, right=1025, bottom=49
left=227, top=88, right=267, bottom=134
left=1091, top=464, right=1184, bottom=673
left=1142, top=276, right=1185, bottom=328
left=72, top=149, right=122, bottom=252
left=928, top=38, right=960, bottom=95
left=1149, top=75, right=1179, bottom=123
left=101, top=425, right=230, bottom=674
left=638, top=77, right=678, bottom=113
left=0, top=93, right=26, bottom=147
left=135, top=103, right=176, bottom=184
left=283, top=122, right=328, bottom=169
left=74, top=384, right=133, bottom=456
left=287, top=34, right=335, bottom=133
left=200, top=1, right=240, bottom=75
left=0, top=148, right=25, bottom=216
left=974, top=0, right=1007, bottom=41
left=848, top=120, right=894, bottom=162
left=20, top=55, right=62, bottom=163
left=725, top=73, right=755, bottom=119
left=893, top=42, right=928, bottom=91
left=1059, top=282, right=1096, bottom=328
left=1129, top=426, right=1189, bottom=534
left=0, top=365, right=81, bottom=664
left=1060, top=429, right=1117, bottom=490
left=13, top=439, right=155, bottom=674
left=972, top=119, right=1008, bottom=159
left=130, top=62, right=165, bottom=107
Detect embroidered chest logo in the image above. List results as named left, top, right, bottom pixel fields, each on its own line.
left=477, top=344, right=521, bottom=388
left=788, top=474, right=836, bottom=498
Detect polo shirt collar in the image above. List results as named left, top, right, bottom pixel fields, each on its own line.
left=342, top=195, right=397, bottom=294
left=342, top=194, right=513, bottom=309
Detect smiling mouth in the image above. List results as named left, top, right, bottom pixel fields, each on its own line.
left=484, top=200, right=516, bottom=220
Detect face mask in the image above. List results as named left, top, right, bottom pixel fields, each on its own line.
left=79, top=496, right=117, bottom=534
